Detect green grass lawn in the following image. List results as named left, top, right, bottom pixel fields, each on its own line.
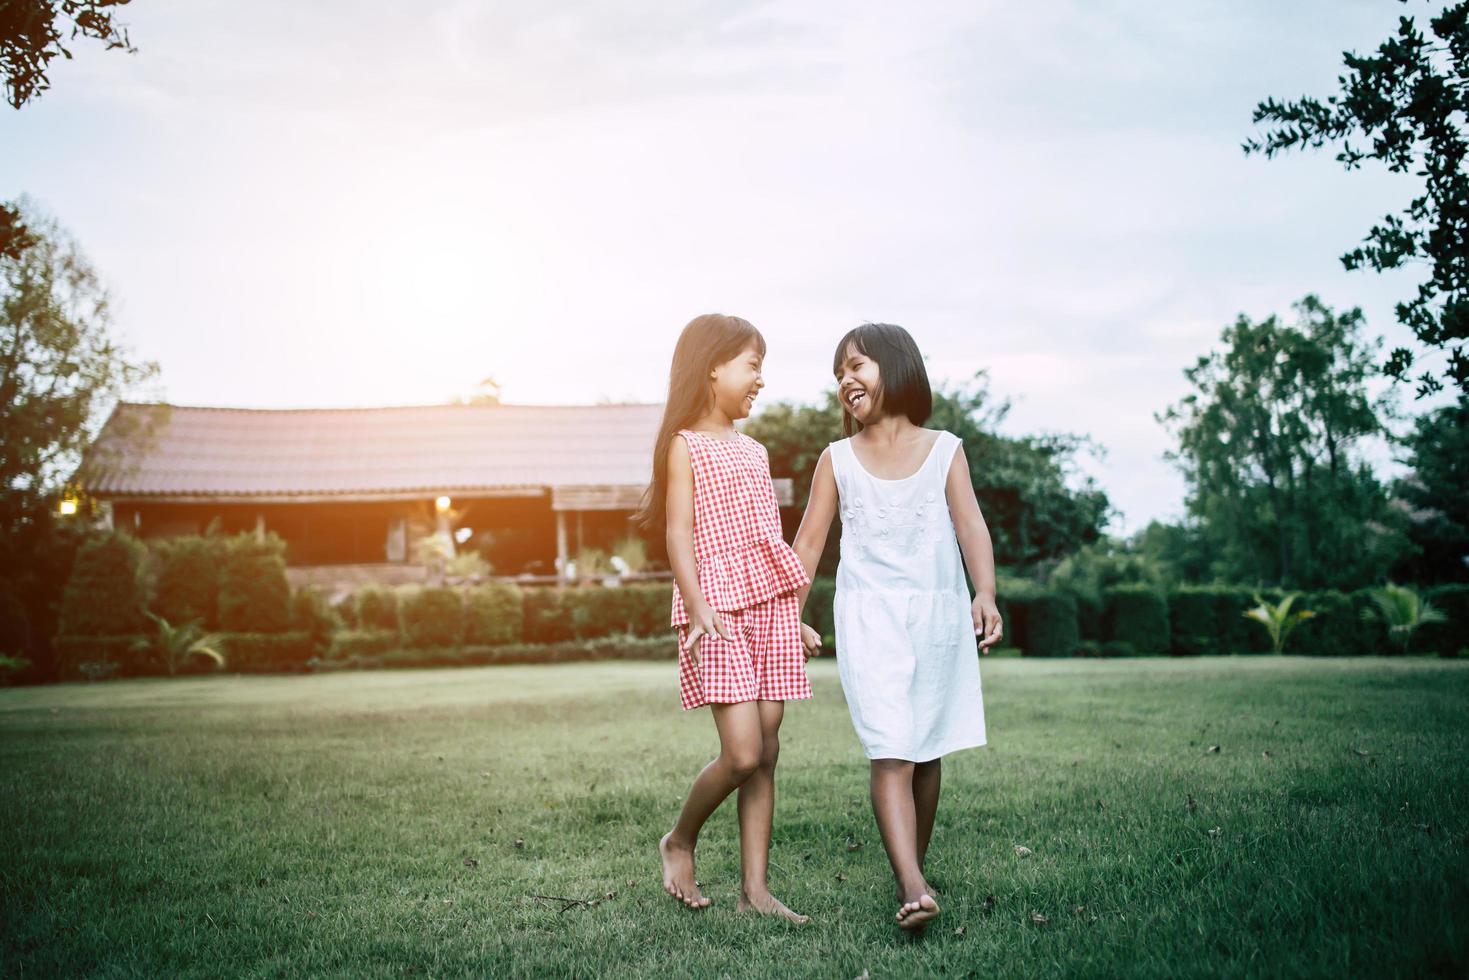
left=3, top=656, right=1467, bottom=978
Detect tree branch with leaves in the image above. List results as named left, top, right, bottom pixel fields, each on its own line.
left=1244, top=1, right=1468, bottom=397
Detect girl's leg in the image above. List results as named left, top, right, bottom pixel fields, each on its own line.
left=913, top=758, right=942, bottom=871
left=870, top=758, right=940, bottom=929
left=734, top=700, right=809, bottom=923
left=660, top=701, right=764, bottom=908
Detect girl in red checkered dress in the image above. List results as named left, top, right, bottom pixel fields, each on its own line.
left=634, top=313, right=816, bottom=924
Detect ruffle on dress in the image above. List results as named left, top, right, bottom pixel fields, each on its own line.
left=671, top=533, right=810, bottom=626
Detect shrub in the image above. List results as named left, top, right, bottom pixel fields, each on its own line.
left=1421, top=584, right=1469, bottom=657
left=1241, top=592, right=1317, bottom=653
left=523, top=588, right=574, bottom=643
left=577, top=584, right=671, bottom=638
left=290, top=588, right=342, bottom=655
left=355, top=585, right=401, bottom=632
left=217, top=631, right=315, bottom=672
left=1017, top=592, right=1078, bottom=658
left=463, top=582, right=524, bottom=646
left=133, top=612, right=226, bottom=675
left=0, top=580, right=31, bottom=658
left=327, top=629, right=399, bottom=660
left=401, top=586, right=465, bottom=648
left=150, top=535, right=227, bottom=629
left=1103, top=585, right=1169, bottom=654
left=998, top=579, right=1045, bottom=652
left=1290, top=591, right=1357, bottom=655
left=57, top=533, right=148, bottom=637
left=1347, top=588, right=1392, bottom=654
left=1073, top=639, right=1102, bottom=658
left=1101, top=640, right=1138, bottom=658
left=1168, top=586, right=1225, bottom=655
left=806, top=577, right=837, bottom=639
left=218, top=534, right=290, bottom=633
left=1359, top=583, right=1448, bottom=655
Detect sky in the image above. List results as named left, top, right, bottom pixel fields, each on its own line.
left=1, top=0, right=1454, bottom=534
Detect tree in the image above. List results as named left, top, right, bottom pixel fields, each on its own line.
left=1392, top=394, right=1469, bottom=582
left=1, top=198, right=159, bottom=528
left=1244, top=1, right=1469, bottom=398
left=1, top=0, right=136, bottom=109
left=1157, top=296, right=1410, bottom=589
left=745, top=372, right=1112, bottom=573
left=0, top=198, right=157, bottom=679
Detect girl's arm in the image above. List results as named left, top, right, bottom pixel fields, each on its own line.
left=790, top=448, right=838, bottom=654
left=945, top=441, right=1004, bottom=652
left=666, top=435, right=733, bottom=662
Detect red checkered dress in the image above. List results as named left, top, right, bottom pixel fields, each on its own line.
left=670, top=429, right=812, bottom=710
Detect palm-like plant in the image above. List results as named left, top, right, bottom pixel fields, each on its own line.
left=132, top=612, right=226, bottom=676
left=1362, top=583, right=1447, bottom=655
left=612, top=536, right=648, bottom=576
left=1243, top=592, right=1316, bottom=654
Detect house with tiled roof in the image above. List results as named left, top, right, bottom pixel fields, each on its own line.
left=79, top=402, right=794, bottom=578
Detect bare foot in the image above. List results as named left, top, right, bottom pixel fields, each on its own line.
left=659, top=832, right=710, bottom=909
left=737, top=888, right=810, bottom=924
left=896, top=892, right=940, bottom=930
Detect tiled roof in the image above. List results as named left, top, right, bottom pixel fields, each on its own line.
left=82, top=402, right=666, bottom=499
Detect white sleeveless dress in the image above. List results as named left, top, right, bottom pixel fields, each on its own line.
left=830, top=430, right=987, bottom=762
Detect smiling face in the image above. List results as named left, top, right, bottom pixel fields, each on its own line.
left=835, top=342, right=882, bottom=426
left=710, top=341, right=765, bottom=421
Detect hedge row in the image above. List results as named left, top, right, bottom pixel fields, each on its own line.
left=340, top=582, right=672, bottom=648
left=57, top=532, right=295, bottom=639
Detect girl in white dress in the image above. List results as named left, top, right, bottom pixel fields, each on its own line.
left=791, top=323, right=1003, bottom=931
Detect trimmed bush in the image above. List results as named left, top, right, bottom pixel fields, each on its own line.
left=1290, top=591, right=1356, bottom=655
left=1348, top=588, right=1394, bottom=654
left=354, top=585, right=400, bottom=632
left=218, top=535, right=290, bottom=633
left=1169, top=587, right=1224, bottom=655
left=1103, top=585, right=1169, bottom=654
left=1101, top=640, right=1138, bottom=658
left=463, top=583, right=524, bottom=646
left=327, top=629, right=399, bottom=660
left=805, top=577, right=837, bottom=639
left=217, top=631, right=315, bottom=672
left=401, top=586, right=465, bottom=648
left=523, top=588, right=575, bottom=643
left=151, top=535, right=227, bottom=629
left=58, top=533, right=149, bottom=637
left=1015, top=592, right=1078, bottom=658
left=289, top=588, right=342, bottom=655
left=1073, top=639, right=1102, bottom=658
left=1421, top=584, right=1469, bottom=658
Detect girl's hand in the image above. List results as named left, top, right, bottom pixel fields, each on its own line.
left=972, top=595, right=1003, bottom=653
left=684, top=603, right=734, bottom=668
left=800, top=623, right=824, bottom=658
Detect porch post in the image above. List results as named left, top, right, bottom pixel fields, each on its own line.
left=556, top=510, right=569, bottom=583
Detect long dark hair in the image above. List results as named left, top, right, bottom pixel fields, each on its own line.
left=634, top=313, right=766, bottom=532
left=832, top=322, right=932, bottom=436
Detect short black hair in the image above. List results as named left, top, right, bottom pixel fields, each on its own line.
left=832, top=322, right=932, bottom=435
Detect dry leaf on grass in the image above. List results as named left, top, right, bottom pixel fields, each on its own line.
left=1013, top=845, right=1033, bottom=858
left=981, top=895, right=998, bottom=915
left=1029, top=910, right=1049, bottom=925
left=1205, top=744, right=1221, bottom=754
left=954, top=925, right=967, bottom=936
left=463, top=857, right=479, bottom=868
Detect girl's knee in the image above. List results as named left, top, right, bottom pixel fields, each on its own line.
left=759, top=737, right=780, bottom=771
left=725, top=744, right=763, bottom=783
